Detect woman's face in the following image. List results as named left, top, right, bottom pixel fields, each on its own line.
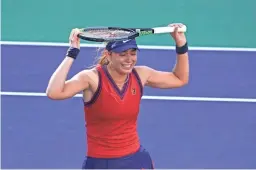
left=107, top=48, right=138, bottom=75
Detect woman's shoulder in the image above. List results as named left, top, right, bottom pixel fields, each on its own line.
left=134, top=65, right=152, bottom=86
left=78, top=67, right=100, bottom=85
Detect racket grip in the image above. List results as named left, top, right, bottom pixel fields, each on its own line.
left=153, top=25, right=187, bottom=34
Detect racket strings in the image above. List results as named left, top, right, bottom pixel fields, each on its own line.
left=81, top=29, right=133, bottom=39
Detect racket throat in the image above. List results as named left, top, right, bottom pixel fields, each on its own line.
left=137, top=29, right=154, bottom=36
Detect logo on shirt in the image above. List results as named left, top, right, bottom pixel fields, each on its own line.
left=131, top=88, right=136, bottom=95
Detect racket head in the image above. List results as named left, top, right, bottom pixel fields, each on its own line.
left=77, top=27, right=139, bottom=42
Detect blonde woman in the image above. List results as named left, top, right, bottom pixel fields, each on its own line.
left=46, top=23, right=189, bottom=169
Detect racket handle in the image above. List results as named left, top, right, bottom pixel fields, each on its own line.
left=153, top=25, right=187, bottom=34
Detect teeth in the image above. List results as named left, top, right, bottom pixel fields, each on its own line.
left=122, top=64, right=131, bottom=68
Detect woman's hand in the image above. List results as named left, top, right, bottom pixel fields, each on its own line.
left=169, top=23, right=187, bottom=47
left=69, top=28, right=81, bottom=49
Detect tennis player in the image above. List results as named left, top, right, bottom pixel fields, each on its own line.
left=46, top=23, right=189, bottom=169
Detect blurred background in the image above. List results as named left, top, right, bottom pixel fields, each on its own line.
left=1, top=0, right=256, bottom=169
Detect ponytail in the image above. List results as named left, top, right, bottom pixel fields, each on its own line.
left=91, top=45, right=109, bottom=67
left=96, top=46, right=109, bottom=65
left=98, top=54, right=109, bottom=65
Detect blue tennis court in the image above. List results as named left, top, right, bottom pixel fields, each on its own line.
left=1, top=44, right=256, bottom=169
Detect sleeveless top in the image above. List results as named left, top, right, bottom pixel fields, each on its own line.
left=83, top=65, right=143, bottom=158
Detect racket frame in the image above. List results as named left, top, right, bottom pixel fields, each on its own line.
left=77, top=26, right=186, bottom=42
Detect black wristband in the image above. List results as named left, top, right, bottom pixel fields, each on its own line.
left=176, top=42, right=188, bottom=54
left=66, top=47, right=80, bottom=59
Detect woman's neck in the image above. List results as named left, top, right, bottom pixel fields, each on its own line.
left=106, top=64, right=128, bottom=84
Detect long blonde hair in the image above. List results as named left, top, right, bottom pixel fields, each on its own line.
left=98, top=53, right=109, bottom=65
left=95, top=45, right=109, bottom=66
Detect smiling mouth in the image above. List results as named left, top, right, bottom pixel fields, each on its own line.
left=121, top=64, right=132, bottom=69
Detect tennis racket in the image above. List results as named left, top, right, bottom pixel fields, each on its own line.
left=77, top=25, right=187, bottom=42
